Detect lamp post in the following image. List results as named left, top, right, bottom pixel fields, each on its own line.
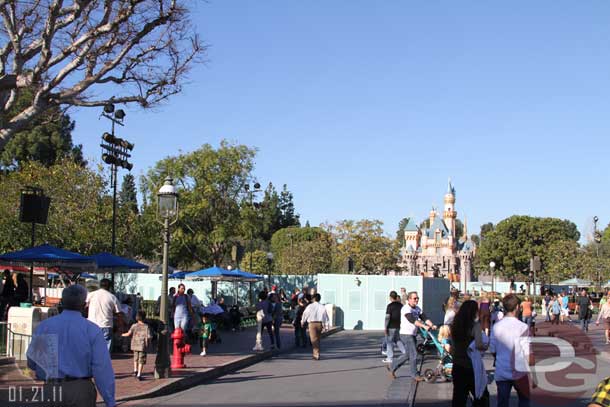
left=489, top=261, right=496, bottom=295
left=244, top=182, right=261, bottom=273
left=594, top=216, right=602, bottom=288
left=266, top=252, right=274, bottom=289
left=100, top=103, right=133, bottom=287
left=154, top=177, right=178, bottom=379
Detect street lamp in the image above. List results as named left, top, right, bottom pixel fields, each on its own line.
left=266, top=252, right=274, bottom=289
left=154, top=177, right=179, bottom=379
left=489, top=261, right=496, bottom=295
left=244, top=182, right=262, bottom=273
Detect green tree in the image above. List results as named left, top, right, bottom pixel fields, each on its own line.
left=139, top=141, right=256, bottom=269
left=119, top=174, right=139, bottom=215
left=242, top=250, right=271, bottom=275
left=270, top=226, right=334, bottom=275
left=0, top=88, right=84, bottom=170
left=0, top=159, right=113, bottom=254
left=396, top=217, right=410, bottom=247
left=480, top=222, right=494, bottom=240
left=279, top=184, right=300, bottom=228
left=324, top=219, right=397, bottom=274
left=475, top=215, right=581, bottom=280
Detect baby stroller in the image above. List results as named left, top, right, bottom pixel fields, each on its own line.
left=418, top=327, right=453, bottom=383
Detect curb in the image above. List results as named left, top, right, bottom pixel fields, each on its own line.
left=117, top=326, right=343, bottom=403
left=0, top=357, right=15, bottom=366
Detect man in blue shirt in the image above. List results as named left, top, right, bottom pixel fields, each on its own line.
left=27, top=284, right=116, bottom=407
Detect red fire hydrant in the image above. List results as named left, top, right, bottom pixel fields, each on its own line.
left=171, top=328, right=191, bottom=369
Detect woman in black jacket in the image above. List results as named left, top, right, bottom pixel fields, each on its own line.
left=450, top=300, right=489, bottom=407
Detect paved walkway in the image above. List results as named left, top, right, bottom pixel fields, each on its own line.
left=0, top=324, right=341, bottom=405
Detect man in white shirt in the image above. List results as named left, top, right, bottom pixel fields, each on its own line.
left=301, top=293, right=329, bottom=360
left=86, top=278, right=121, bottom=352
left=489, top=293, right=532, bottom=407
left=388, top=291, right=435, bottom=381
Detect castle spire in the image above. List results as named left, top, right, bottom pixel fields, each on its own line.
left=463, top=216, right=468, bottom=239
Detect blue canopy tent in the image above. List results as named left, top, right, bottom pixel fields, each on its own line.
left=159, top=270, right=189, bottom=280
left=0, top=244, right=97, bottom=302
left=92, top=252, right=149, bottom=273
left=186, top=266, right=263, bottom=305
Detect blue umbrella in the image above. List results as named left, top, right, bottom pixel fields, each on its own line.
left=185, top=266, right=239, bottom=281
left=232, top=268, right=264, bottom=282
left=92, top=252, right=149, bottom=273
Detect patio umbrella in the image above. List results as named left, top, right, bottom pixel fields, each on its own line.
left=185, top=266, right=240, bottom=281
left=0, top=244, right=96, bottom=301
left=92, top=252, right=149, bottom=273
left=557, top=278, right=593, bottom=287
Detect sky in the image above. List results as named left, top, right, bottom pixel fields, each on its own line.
left=71, top=1, right=610, bottom=240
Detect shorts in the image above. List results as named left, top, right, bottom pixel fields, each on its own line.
left=133, top=350, right=147, bottom=365
left=605, top=318, right=610, bottom=331
left=561, top=308, right=569, bottom=316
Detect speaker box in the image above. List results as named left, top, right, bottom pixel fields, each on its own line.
left=19, top=193, right=50, bottom=224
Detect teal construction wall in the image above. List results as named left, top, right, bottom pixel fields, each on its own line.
left=318, top=274, right=449, bottom=330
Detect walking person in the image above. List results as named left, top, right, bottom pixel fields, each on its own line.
left=400, top=287, right=408, bottom=305
left=576, top=289, right=593, bottom=332
left=387, top=291, right=435, bottom=381
left=121, top=310, right=152, bottom=381
left=270, top=292, right=284, bottom=349
left=478, top=291, right=491, bottom=336
left=253, top=291, right=274, bottom=351
left=561, top=291, right=571, bottom=324
left=490, top=294, right=533, bottom=407
left=27, top=284, right=116, bottom=407
left=14, top=273, right=29, bottom=304
left=172, top=283, right=194, bottom=333
left=596, top=294, right=610, bottom=344
left=383, top=291, right=406, bottom=364
left=86, top=278, right=121, bottom=351
left=450, top=300, right=490, bottom=407
left=544, top=290, right=552, bottom=322
left=301, top=293, right=329, bottom=360
left=520, top=296, right=533, bottom=333
left=550, top=295, right=561, bottom=325
left=293, top=297, right=307, bottom=347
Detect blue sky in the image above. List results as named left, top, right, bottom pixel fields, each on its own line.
left=71, top=1, right=610, bottom=239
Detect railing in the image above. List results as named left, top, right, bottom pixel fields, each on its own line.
left=0, top=321, right=8, bottom=357
left=7, top=324, right=32, bottom=360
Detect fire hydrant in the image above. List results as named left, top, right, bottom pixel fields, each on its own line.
left=171, top=328, right=191, bottom=369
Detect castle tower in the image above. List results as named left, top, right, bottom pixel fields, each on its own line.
left=443, top=179, right=457, bottom=238
left=429, top=207, right=437, bottom=226
left=403, top=218, right=421, bottom=251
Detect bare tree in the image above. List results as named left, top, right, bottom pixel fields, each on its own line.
left=0, top=0, right=204, bottom=150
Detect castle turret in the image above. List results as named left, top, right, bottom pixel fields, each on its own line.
left=443, top=178, right=457, bottom=237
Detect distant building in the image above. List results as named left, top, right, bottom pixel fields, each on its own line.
left=398, top=180, right=475, bottom=286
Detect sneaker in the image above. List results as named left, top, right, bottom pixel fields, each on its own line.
left=200, top=351, right=206, bottom=356
left=252, top=346, right=263, bottom=352
left=382, top=358, right=392, bottom=363
left=137, top=375, right=143, bottom=381
left=132, top=371, right=137, bottom=377
left=381, top=350, right=388, bottom=356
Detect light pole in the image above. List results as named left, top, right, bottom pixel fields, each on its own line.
left=266, top=252, right=274, bottom=289
left=489, top=261, right=496, bottom=295
left=244, top=182, right=261, bottom=273
left=154, top=177, right=179, bottom=379
left=594, top=216, right=602, bottom=288
left=100, top=103, right=133, bottom=287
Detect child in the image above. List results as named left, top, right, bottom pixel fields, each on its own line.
left=199, top=314, right=212, bottom=356
left=121, top=310, right=152, bottom=380
left=437, top=325, right=452, bottom=354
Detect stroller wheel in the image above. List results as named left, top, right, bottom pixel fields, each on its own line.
left=416, top=343, right=426, bottom=354
left=423, top=369, right=436, bottom=382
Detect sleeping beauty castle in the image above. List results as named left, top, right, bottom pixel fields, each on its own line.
left=397, top=180, right=475, bottom=284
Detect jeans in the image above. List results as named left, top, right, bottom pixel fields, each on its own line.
left=390, top=334, right=417, bottom=376
left=496, top=376, right=530, bottom=407
left=452, top=364, right=489, bottom=407
left=580, top=317, right=589, bottom=332
left=174, top=315, right=188, bottom=331
left=385, top=328, right=406, bottom=361
left=273, top=319, right=282, bottom=349
left=101, top=327, right=112, bottom=352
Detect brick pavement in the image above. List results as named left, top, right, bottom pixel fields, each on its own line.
left=0, top=324, right=341, bottom=404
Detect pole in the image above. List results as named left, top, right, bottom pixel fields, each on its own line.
left=29, top=222, right=35, bottom=303
left=154, top=217, right=171, bottom=379
left=491, top=265, right=494, bottom=295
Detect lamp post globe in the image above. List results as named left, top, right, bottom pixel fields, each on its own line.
left=154, top=176, right=178, bottom=379
left=489, top=261, right=496, bottom=294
